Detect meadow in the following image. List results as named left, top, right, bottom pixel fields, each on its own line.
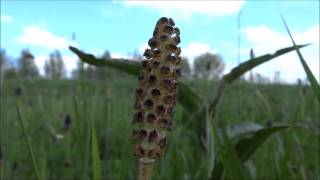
left=0, top=74, right=319, bottom=179
left=0, top=16, right=319, bottom=180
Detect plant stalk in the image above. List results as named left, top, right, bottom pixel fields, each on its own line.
left=138, top=158, right=155, bottom=180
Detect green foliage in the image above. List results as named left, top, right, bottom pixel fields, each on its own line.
left=1, top=78, right=319, bottom=179
left=211, top=123, right=290, bottom=180
left=189, top=44, right=308, bottom=147
left=69, top=44, right=307, bottom=140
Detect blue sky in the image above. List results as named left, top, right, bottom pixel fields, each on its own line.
left=1, top=0, right=319, bottom=82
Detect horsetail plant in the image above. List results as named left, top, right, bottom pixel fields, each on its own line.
left=132, top=17, right=181, bottom=180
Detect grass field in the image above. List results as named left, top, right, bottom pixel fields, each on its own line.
left=0, top=75, right=319, bottom=180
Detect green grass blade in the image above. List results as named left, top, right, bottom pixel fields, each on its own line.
left=222, top=44, right=309, bottom=84
left=211, top=124, right=290, bottom=180
left=235, top=124, right=289, bottom=162
left=72, top=96, right=84, bottom=164
left=69, top=46, right=140, bottom=76
left=281, top=15, right=320, bottom=102
left=178, top=82, right=202, bottom=114
left=92, top=113, right=102, bottom=180
left=15, top=104, right=41, bottom=180
left=221, top=129, right=246, bottom=180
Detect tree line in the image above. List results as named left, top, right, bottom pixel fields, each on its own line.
left=0, top=48, right=229, bottom=81
left=1, top=48, right=283, bottom=84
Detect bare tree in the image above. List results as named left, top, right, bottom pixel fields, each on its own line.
left=194, top=52, right=225, bottom=80
left=18, top=49, right=39, bottom=78
left=44, top=50, right=66, bottom=79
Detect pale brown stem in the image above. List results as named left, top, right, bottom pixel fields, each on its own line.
left=138, top=158, right=155, bottom=180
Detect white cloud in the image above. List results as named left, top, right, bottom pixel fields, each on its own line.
left=34, top=54, right=78, bottom=77
left=241, top=25, right=319, bottom=83
left=15, top=25, right=76, bottom=49
left=63, top=55, right=78, bottom=76
left=0, top=15, right=12, bottom=23
left=139, top=43, right=149, bottom=55
left=181, top=42, right=217, bottom=64
left=111, top=53, right=130, bottom=59
left=123, top=1, right=244, bottom=18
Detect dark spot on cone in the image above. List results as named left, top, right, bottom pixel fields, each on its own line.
left=148, top=130, right=158, bottom=142
left=175, top=68, right=181, bottom=77
left=152, top=60, right=160, bottom=68
left=133, top=112, right=144, bottom=124
left=136, top=88, right=144, bottom=97
left=166, top=44, right=177, bottom=51
left=159, top=137, right=167, bottom=149
left=174, top=27, right=180, bottom=35
left=143, top=49, right=151, bottom=58
left=153, top=49, right=161, bottom=57
left=142, top=60, right=148, bottom=68
left=144, top=99, right=154, bottom=108
left=156, top=105, right=166, bottom=115
left=151, top=88, right=161, bottom=97
left=139, top=129, right=147, bottom=140
left=147, top=113, right=156, bottom=123
left=174, top=36, right=181, bottom=44
left=160, top=34, right=168, bottom=41
left=148, top=75, right=157, bottom=83
left=167, top=106, right=174, bottom=114
left=161, top=66, right=171, bottom=75
left=158, top=17, right=169, bottom=24
left=148, top=38, right=158, bottom=48
left=163, top=25, right=173, bottom=33
left=138, top=146, right=145, bottom=156
left=166, top=54, right=177, bottom=62
left=159, top=118, right=169, bottom=128
left=148, top=149, right=154, bottom=158
left=169, top=18, right=175, bottom=26
left=164, top=95, right=174, bottom=105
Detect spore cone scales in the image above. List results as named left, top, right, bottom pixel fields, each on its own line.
left=132, top=17, right=181, bottom=160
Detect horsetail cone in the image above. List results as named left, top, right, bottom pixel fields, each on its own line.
left=132, top=17, right=181, bottom=161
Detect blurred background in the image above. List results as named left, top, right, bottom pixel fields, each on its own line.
left=0, top=1, right=319, bottom=180
left=1, top=1, right=319, bottom=82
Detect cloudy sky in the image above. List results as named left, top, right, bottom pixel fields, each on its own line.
left=1, top=0, right=319, bottom=82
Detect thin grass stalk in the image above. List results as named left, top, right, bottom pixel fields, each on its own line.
left=0, top=76, right=4, bottom=180
left=91, top=96, right=102, bottom=180
left=104, top=87, right=111, bottom=177
left=83, top=99, right=91, bottom=179
left=72, top=96, right=84, bottom=173
left=281, top=15, right=320, bottom=102
left=15, top=104, right=41, bottom=180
